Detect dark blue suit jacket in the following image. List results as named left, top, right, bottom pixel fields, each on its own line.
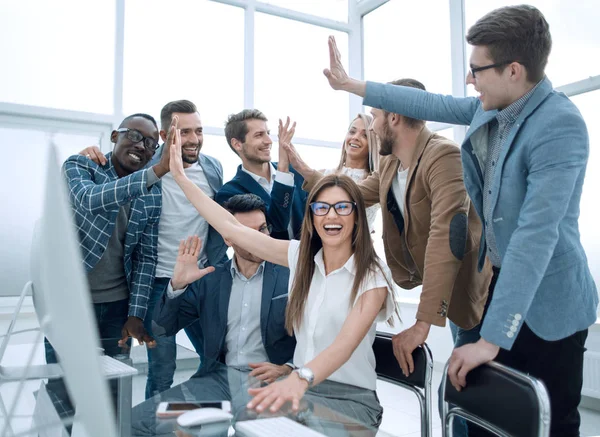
left=216, top=164, right=307, bottom=240
left=153, top=260, right=295, bottom=376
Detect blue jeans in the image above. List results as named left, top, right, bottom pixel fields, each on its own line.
left=438, top=321, right=483, bottom=437
left=44, top=298, right=130, bottom=427
left=144, top=277, right=204, bottom=399
left=144, top=277, right=177, bottom=399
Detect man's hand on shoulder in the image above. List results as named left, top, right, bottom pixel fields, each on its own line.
left=79, top=145, right=107, bottom=166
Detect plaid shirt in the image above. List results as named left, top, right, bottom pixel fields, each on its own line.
left=63, top=153, right=162, bottom=320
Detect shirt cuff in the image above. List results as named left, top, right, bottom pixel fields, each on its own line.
left=146, top=167, right=160, bottom=187
left=284, top=362, right=296, bottom=370
left=275, top=170, right=294, bottom=187
left=166, top=281, right=188, bottom=299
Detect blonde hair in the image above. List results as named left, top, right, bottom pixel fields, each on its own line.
left=285, top=174, right=396, bottom=334
left=336, top=113, right=380, bottom=174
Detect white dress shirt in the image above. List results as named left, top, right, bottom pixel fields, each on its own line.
left=287, top=240, right=396, bottom=390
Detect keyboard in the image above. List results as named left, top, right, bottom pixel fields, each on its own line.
left=235, top=417, right=326, bottom=437
left=100, top=355, right=138, bottom=378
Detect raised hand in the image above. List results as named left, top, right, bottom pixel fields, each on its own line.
left=171, top=236, right=215, bottom=290
left=282, top=141, right=314, bottom=180
left=323, top=36, right=349, bottom=90
left=167, top=115, right=185, bottom=179
left=277, top=117, right=296, bottom=173
left=322, top=36, right=366, bottom=96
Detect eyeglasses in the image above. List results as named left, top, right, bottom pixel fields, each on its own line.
left=258, top=224, right=272, bottom=235
left=116, top=128, right=159, bottom=151
left=469, top=61, right=520, bottom=79
left=309, top=201, right=356, bottom=216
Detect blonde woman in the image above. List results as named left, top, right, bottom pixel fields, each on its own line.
left=324, top=113, right=380, bottom=233
left=167, top=116, right=398, bottom=427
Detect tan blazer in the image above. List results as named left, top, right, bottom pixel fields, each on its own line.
left=304, top=127, right=492, bottom=329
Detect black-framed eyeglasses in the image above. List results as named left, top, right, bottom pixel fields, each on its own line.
left=469, top=61, right=520, bottom=79
left=258, top=224, right=273, bottom=235
left=309, top=201, right=356, bottom=216
left=116, top=128, right=159, bottom=151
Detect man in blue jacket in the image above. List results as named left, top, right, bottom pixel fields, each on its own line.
left=217, top=110, right=307, bottom=240
left=321, top=5, right=598, bottom=436
left=153, top=193, right=295, bottom=379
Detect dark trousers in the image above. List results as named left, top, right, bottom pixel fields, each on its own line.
left=44, top=298, right=130, bottom=426
left=469, top=270, right=588, bottom=437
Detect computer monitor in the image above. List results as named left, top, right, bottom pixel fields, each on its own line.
left=30, top=143, right=117, bottom=437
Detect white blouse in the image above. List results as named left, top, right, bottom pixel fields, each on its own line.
left=287, top=240, right=396, bottom=391
left=323, top=167, right=380, bottom=234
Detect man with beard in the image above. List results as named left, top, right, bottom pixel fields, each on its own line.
left=80, top=100, right=227, bottom=399
left=217, top=109, right=307, bottom=240
left=283, top=79, right=492, bottom=400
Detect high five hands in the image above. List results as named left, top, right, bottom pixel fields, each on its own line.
left=323, top=36, right=366, bottom=97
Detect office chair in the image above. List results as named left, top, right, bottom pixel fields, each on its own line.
left=440, top=360, right=551, bottom=437
left=373, top=331, right=433, bottom=437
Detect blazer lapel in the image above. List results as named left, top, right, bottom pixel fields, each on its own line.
left=260, top=263, right=276, bottom=344
left=199, top=155, right=221, bottom=194
left=217, top=265, right=234, bottom=349
left=234, top=166, right=272, bottom=204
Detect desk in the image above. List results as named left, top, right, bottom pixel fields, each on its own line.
left=132, top=356, right=393, bottom=437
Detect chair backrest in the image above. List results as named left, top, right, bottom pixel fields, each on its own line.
left=373, top=331, right=431, bottom=389
left=443, top=361, right=550, bottom=437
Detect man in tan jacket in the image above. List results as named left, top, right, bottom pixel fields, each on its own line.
left=283, top=78, right=492, bottom=379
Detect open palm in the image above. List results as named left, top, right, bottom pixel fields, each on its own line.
left=171, top=236, right=215, bottom=290
left=323, top=35, right=349, bottom=90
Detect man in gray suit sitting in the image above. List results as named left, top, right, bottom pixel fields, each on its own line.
left=153, top=193, right=295, bottom=380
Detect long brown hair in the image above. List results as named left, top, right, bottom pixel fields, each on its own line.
left=336, top=113, right=380, bottom=174
left=285, top=174, right=396, bottom=334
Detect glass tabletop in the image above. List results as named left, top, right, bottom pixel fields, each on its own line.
left=0, top=336, right=393, bottom=437
left=132, top=354, right=390, bottom=437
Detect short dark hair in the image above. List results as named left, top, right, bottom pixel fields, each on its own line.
left=466, top=5, right=551, bottom=83
left=224, top=109, right=268, bottom=155
left=160, top=100, right=198, bottom=131
left=387, top=79, right=426, bottom=129
left=223, top=193, right=267, bottom=221
left=119, top=113, right=158, bottom=130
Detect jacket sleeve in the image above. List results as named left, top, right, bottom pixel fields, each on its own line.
left=363, top=81, right=480, bottom=126
left=417, top=144, right=471, bottom=327
left=153, top=280, right=205, bottom=337
left=63, top=155, right=154, bottom=215
left=128, top=197, right=160, bottom=320
left=480, top=110, right=590, bottom=350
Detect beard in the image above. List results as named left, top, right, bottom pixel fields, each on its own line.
left=181, top=141, right=201, bottom=164
left=378, top=121, right=394, bottom=156
left=241, top=143, right=270, bottom=165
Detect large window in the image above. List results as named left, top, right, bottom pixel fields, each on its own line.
left=123, top=0, right=244, bottom=128
left=363, top=0, right=453, bottom=95
left=254, top=13, right=349, bottom=143
left=261, top=0, right=348, bottom=22
left=0, top=0, right=115, bottom=114
left=465, top=1, right=600, bottom=88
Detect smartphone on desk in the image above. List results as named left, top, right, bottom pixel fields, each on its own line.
left=156, top=401, right=231, bottom=418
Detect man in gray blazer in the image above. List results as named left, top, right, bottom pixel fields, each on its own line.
left=320, top=5, right=598, bottom=437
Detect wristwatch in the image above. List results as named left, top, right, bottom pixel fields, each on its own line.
left=293, top=367, right=315, bottom=387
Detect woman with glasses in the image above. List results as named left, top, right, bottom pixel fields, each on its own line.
left=168, top=117, right=398, bottom=428
left=323, top=113, right=380, bottom=233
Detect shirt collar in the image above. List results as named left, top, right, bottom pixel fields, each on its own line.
left=496, top=79, right=543, bottom=124
left=241, top=163, right=276, bottom=185
left=313, top=249, right=356, bottom=277
left=230, top=256, right=265, bottom=281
